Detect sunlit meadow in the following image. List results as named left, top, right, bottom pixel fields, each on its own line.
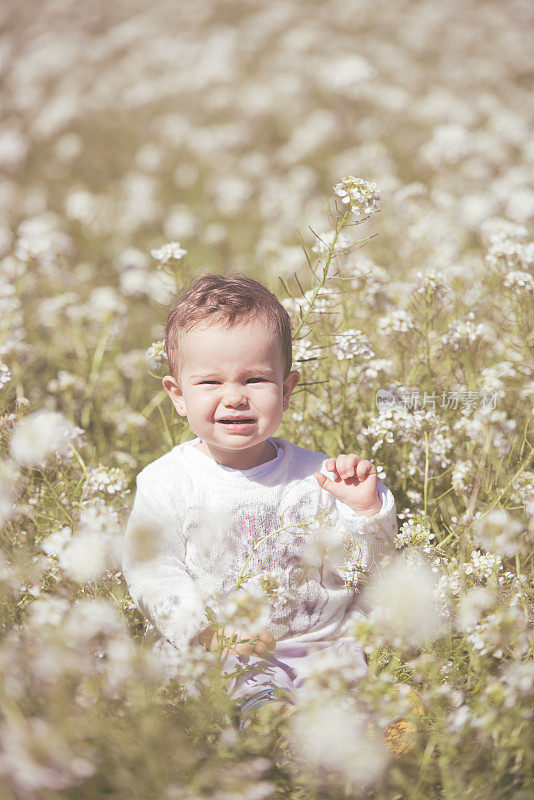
left=0, top=0, right=533, bottom=797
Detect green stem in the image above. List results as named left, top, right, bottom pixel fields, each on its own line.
left=292, top=206, right=352, bottom=340
left=35, top=469, right=75, bottom=526
left=140, top=390, right=168, bottom=420
left=481, top=447, right=533, bottom=517
left=81, top=316, right=113, bottom=429
left=423, top=431, right=430, bottom=526
left=515, top=552, right=528, bottom=621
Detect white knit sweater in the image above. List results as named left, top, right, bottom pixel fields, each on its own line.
left=122, top=436, right=398, bottom=654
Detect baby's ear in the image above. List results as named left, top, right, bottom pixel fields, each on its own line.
left=162, top=375, right=187, bottom=416
left=282, top=370, right=300, bottom=410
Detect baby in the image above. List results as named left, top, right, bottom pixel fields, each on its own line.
left=122, top=272, right=399, bottom=722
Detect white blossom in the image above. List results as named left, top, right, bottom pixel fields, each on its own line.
left=333, top=176, right=380, bottom=216
left=0, top=459, right=20, bottom=525
left=150, top=241, right=187, bottom=265
left=85, top=465, right=129, bottom=498
left=503, top=270, right=534, bottom=296
left=9, top=410, right=79, bottom=468
left=332, top=329, right=375, bottom=361
left=363, top=557, right=445, bottom=648
left=377, top=309, right=416, bottom=335
left=145, top=339, right=166, bottom=369
left=0, top=361, right=11, bottom=389
left=287, top=696, right=388, bottom=787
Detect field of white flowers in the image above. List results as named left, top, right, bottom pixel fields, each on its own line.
left=0, top=0, right=533, bottom=797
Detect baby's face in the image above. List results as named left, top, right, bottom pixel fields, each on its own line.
left=162, top=318, right=300, bottom=468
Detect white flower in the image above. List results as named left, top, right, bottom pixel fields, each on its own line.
left=421, top=123, right=471, bottom=168
left=377, top=309, right=416, bottom=335
left=88, top=286, right=127, bottom=317
left=300, top=523, right=345, bottom=570
left=455, top=587, right=495, bottom=632
left=363, top=557, right=445, bottom=648
left=394, top=519, right=434, bottom=549
left=287, top=696, right=388, bottom=787
left=145, top=339, right=166, bottom=369
left=85, top=465, right=128, bottom=497
left=0, top=128, right=28, bottom=168
left=413, top=271, right=452, bottom=303
left=452, top=460, right=474, bottom=493
left=440, top=312, right=486, bottom=352
left=0, top=361, right=11, bottom=389
left=47, top=500, right=122, bottom=584
left=26, top=596, right=71, bottom=628
left=0, top=459, right=19, bottom=526
left=41, top=527, right=73, bottom=557
left=333, top=176, right=380, bottom=216
left=9, top=410, right=77, bottom=468
left=292, top=339, right=323, bottom=364
left=473, top=509, right=527, bottom=559
left=215, top=577, right=271, bottom=631
left=332, top=329, right=375, bottom=361
left=503, top=270, right=534, bottom=296
left=58, top=531, right=118, bottom=583
left=463, top=548, right=502, bottom=581
left=64, top=598, right=128, bottom=641
left=150, top=241, right=187, bottom=265
left=15, top=213, right=73, bottom=268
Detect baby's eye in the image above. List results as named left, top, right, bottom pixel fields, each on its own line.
left=198, top=378, right=266, bottom=384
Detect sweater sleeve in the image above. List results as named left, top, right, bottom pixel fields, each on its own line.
left=334, top=480, right=398, bottom=562
left=121, top=471, right=210, bottom=654
left=316, top=459, right=398, bottom=585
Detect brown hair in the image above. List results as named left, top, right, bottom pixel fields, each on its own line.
left=164, top=272, right=293, bottom=381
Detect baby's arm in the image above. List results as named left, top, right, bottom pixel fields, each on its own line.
left=122, top=472, right=210, bottom=653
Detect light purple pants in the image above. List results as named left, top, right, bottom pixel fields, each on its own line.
left=219, top=638, right=369, bottom=704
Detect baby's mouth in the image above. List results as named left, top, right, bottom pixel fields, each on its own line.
left=217, top=418, right=256, bottom=425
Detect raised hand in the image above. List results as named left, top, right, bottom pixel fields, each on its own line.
left=314, top=453, right=382, bottom=517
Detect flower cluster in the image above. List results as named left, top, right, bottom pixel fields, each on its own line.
left=362, top=402, right=453, bottom=475
left=440, top=312, right=487, bottom=352
left=377, top=309, right=417, bottom=336
left=150, top=241, right=187, bottom=266
left=332, top=329, right=375, bottom=361
left=394, top=518, right=435, bottom=550
left=292, top=338, right=323, bottom=364
left=333, top=176, right=380, bottom=216
left=464, top=549, right=503, bottom=582
left=473, top=509, right=528, bottom=559
left=9, top=410, right=85, bottom=470
left=85, top=465, right=129, bottom=498
left=0, top=360, right=11, bottom=389
left=41, top=499, right=122, bottom=584
left=282, top=286, right=339, bottom=317
left=413, top=270, right=453, bottom=303
left=503, top=270, right=534, bottom=296
left=145, top=339, right=166, bottom=369
left=451, top=460, right=474, bottom=493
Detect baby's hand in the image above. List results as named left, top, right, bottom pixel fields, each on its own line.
left=222, top=626, right=276, bottom=657
left=200, top=625, right=276, bottom=657
left=314, top=453, right=382, bottom=517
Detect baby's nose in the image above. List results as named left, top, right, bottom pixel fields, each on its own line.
left=223, top=385, right=248, bottom=405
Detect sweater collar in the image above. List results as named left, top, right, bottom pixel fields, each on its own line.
left=179, top=437, right=284, bottom=480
